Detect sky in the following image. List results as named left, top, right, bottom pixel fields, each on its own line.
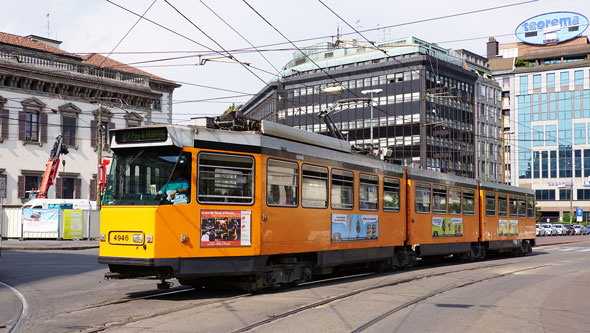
left=0, top=0, right=588, bottom=124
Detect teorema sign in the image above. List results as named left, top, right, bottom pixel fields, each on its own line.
left=515, top=11, right=589, bottom=45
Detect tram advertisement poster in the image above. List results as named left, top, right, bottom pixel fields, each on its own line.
left=498, top=219, right=519, bottom=236
left=63, top=209, right=84, bottom=240
left=331, top=214, right=379, bottom=242
left=432, top=217, right=463, bottom=237
left=22, top=208, right=59, bottom=233
left=200, top=210, right=251, bottom=247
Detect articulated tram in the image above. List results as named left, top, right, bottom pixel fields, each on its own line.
left=98, top=119, right=535, bottom=291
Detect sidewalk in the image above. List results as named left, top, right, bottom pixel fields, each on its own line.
left=0, top=239, right=99, bottom=251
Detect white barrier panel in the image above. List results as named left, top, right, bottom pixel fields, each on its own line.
left=1, top=208, right=23, bottom=238
left=88, top=210, right=101, bottom=239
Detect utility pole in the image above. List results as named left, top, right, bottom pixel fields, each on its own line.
left=501, top=116, right=505, bottom=183
left=97, top=103, right=103, bottom=210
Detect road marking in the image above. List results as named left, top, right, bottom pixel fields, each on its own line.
left=0, top=281, right=28, bottom=332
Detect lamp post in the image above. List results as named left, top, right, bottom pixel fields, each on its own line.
left=361, top=89, right=383, bottom=148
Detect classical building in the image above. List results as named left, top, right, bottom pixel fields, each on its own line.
left=242, top=37, right=486, bottom=178
left=0, top=32, right=180, bottom=206
left=489, top=34, right=590, bottom=222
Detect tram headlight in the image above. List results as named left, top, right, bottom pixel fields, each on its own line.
left=133, top=234, right=144, bottom=243
left=146, top=234, right=153, bottom=243
left=99, top=233, right=106, bottom=242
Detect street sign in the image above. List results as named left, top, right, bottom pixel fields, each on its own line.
left=576, top=208, right=583, bottom=216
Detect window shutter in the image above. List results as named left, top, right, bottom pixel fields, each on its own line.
left=55, top=178, right=62, bottom=199
left=0, top=109, right=8, bottom=139
left=91, top=120, right=97, bottom=148
left=90, top=178, right=97, bottom=201
left=75, top=178, right=81, bottom=199
left=19, top=112, right=26, bottom=141
left=40, top=112, right=48, bottom=143
left=18, top=175, right=25, bottom=198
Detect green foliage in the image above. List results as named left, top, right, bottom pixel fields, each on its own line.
left=562, top=213, right=572, bottom=223
left=535, top=205, right=542, bottom=223
left=514, top=57, right=532, bottom=68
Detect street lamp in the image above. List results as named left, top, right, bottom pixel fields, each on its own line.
left=361, top=89, right=383, bottom=148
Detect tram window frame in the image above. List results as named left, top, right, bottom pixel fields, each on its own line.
left=301, top=164, right=328, bottom=209
left=463, top=188, right=475, bottom=215
left=485, top=192, right=496, bottom=216
left=498, top=193, right=508, bottom=217
left=359, top=173, right=379, bottom=211
left=432, top=185, right=447, bottom=214
left=448, top=187, right=461, bottom=215
left=527, top=197, right=534, bottom=218
left=518, top=196, right=526, bottom=217
left=415, top=182, right=431, bottom=214
left=383, top=177, right=401, bottom=212
left=331, top=169, right=354, bottom=210
left=266, top=159, right=299, bottom=207
left=509, top=196, right=518, bottom=217
left=197, top=152, right=255, bottom=205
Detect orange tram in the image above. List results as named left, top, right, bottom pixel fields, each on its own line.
left=98, top=119, right=535, bottom=291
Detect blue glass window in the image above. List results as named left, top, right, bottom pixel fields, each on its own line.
left=560, top=72, right=569, bottom=87
left=584, top=90, right=590, bottom=118
left=541, top=93, right=548, bottom=120
left=533, top=151, right=540, bottom=178
left=545, top=125, right=556, bottom=146
left=532, top=94, right=539, bottom=121
left=549, top=93, right=556, bottom=120
left=574, top=90, right=581, bottom=118
left=547, top=73, right=555, bottom=88
left=575, top=70, right=584, bottom=86
left=541, top=151, right=548, bottom=178
left=533, top=125, right=544, bottom=147
left=585, top=149, right=590, bottom=177
left=574, top=123, right=586, bottom=144
left=559, top=147, right=572, bottom=178
left=520, top=76, right=528, bottom=94
left=533, top=75, right=542, bottom=89
left=550, top=150, right=557, bottom=178
left=575, top=149, right=582, bottom=178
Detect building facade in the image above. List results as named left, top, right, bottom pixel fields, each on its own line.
left=0, top=32, right=180, bottom=206
left=243, top=37, right=484, bottom=178
left=490, top=35, right=590, bottom=222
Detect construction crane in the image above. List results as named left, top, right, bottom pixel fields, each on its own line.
left=36, top=135, right=69, bottom=199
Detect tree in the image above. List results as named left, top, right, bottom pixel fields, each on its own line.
left=562, top=213, right=572, bottom=224
left=535, top=205, right=542, bottom=223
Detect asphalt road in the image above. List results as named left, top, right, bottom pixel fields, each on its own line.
left=1, top=237, right=590, bottom=332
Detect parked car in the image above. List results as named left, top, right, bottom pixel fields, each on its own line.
left=553, top=224, right=567, bottom=235
left=574, top=224, right=587, bottom=235
left=536, top=224, right=546, bottom=236
left=561, top=224, right=572, bottom=235
left=586, top=225, right=590, bottom=235
left=541, top=224, right=557, bottom=236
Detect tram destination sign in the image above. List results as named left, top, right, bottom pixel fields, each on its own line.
left=515, top=11, right=589, bottom=45
left=115, top=127, right=168, bottom=144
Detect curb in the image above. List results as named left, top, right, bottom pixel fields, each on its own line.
left=2, top=245, right=99, bottom=251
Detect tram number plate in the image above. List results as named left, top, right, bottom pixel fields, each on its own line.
left=109, top=232, right=142, bottom=245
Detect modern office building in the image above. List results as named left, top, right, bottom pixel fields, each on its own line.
left=0, top=32, right=180, bottom=207
left=242, top=37, right=492, bottom=178
left=489, top=26, right=590, bottom=222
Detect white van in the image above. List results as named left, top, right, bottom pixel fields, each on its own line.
left=23, top=199, right=96, bottom=210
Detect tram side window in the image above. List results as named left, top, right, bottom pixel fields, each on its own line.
left=359, top=174, right=378, bottom=211
left=498, top=194, right=508, bottom=217
left=302, top=164, right=328, bottom=208
left=509, top=196, right=518, bottom=217
left=432, top=185, right=447, bottom=214
left=197, top=153, right=254, bottom=204
left=448, top=187, right=461, bottom=214
left=331, top=169, right=354, bottom=210
left=518, top=197, right=526, bottom=217
left=383, top=177, right=400, bottom=212
left=527, top=197, right=534, bottom=218
left=463, top=189, right=475, bottom=215
left=485, top=192, right=496, bottom=216
left=415, top=182, right=431, bottom=213
left=267, top=159, right=298, bottom=207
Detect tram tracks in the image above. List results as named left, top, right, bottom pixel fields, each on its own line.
left=0, top=281, right=29, bottom=333
left=231, top=260, right=549, bottom=333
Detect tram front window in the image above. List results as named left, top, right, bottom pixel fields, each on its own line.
left=103, top=149, right=191, bottom=206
